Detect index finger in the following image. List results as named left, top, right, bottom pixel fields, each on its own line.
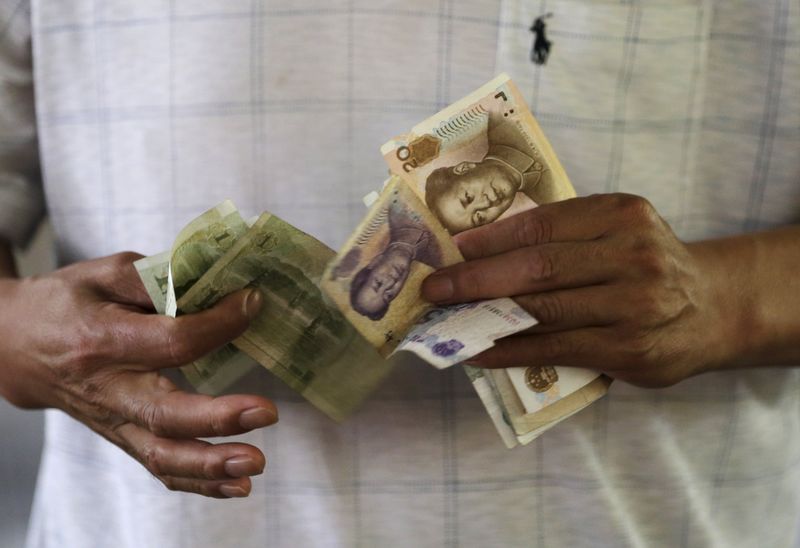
left=454, top=195, right=614, bottom=260
left=112, top=373, right=278, bottom=439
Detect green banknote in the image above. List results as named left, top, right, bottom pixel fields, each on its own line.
left=165, top=200, right=249, bottom=317
left=134, top=74, right=612, bottom=443
left=135, top=247, right=258, bottom=395
left=177, top=212, right=393, bottom=421
left=164, top=201, right=253, bottom=391
left=134, top=251, right=170, bottom=314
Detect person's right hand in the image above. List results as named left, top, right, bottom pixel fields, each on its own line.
left=0, top=252, right=277, bottom=499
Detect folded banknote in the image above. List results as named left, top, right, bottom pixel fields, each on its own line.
left=321, top=177, right=536, bottom=367
left=134, top=73, right=611, bottom=446
left=137, top=203, right=394, bottom=422
left=380, top=73, right=610, bottom=445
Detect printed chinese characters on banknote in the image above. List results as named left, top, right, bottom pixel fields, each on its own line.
left=379, top=73, right=611, bottom=446
left=321, top=177, right=536, bottom=369
left=137, top=203, right=394, bottom=422
left=134, top=73, right=611, bottom=447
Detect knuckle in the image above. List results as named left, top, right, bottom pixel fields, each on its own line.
left=615, top=194, right=659, bottom=225
left=459, top=264, right=491, bottom=298
left=201, top=458, right=221, bottom=480
left=518, top=211, right=553, bottom=247
left=93, top=252, right=142, bottom=290
left=114, top=251, right=145, bottom=265
left=149, top=420, right=170, bottom=438
left=138, top=400, right=169, bottom=436
left=631, top=241, right=670, bottom=278
left=527, top=293, right=565, bottom=325
left=539, top=334, right=568, bottom=360
left=69, top=321, right=110, bottom=371
left=96, top=256, right=123, bottom=286
left=613, top=321, right=637, bottom=342
left=469, top=233, right=492, bottom=259
left=624, top=333, right=657, bottom=363
left=166, top=326, right=195, bottom=366
left=71, top=330, right=96, bottom=368
left=636, top=289, right=668, bottom=322
left=524, top=248, right=555, bottom=283
left=107, top=252, right=143, bottom=277
left=141, top=441, right=165, bottom=476
left=209, top=402, right=234, bottom=437
left=200, top=482, right=222, bottom=498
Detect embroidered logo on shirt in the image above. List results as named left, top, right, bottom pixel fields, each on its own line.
left=530, top=14, right=553, bottom=65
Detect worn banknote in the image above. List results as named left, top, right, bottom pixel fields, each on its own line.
left=135, top=204, right=257, bottom=394
left=133, top=73, right=611, bottom=444
left=381, top=72, right=575, bottom=235
left=137, top=256, right=256, bottom=394
left=462, top=365, right=597, bottom=449
left=380, top=74, right=610, bottom=444
left=138, top=254, right=288, bottom=400
left=507, top=365, right=601, bottom=415
left=397, top=301, right=535, bottom=369
left=175, top=211, right=393, bottom=422
left=136, top=203, right=393, bottom=420
left=165, top=200, right=248, bottom=317
left=134, top=251, right=171, bottom=314
left=463, top=365, right=520, bottom=448
left=322, top=177, right=536, bottom=366
left=488, top=367, right=612, bottom=444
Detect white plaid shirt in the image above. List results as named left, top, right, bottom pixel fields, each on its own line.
left=1, top=1, right=798, bottom=547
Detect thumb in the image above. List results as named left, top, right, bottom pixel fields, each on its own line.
left=122, top=288, right=264, bottom=369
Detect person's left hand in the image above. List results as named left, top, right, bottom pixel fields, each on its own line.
left=422, top=194, right=741, bottom=388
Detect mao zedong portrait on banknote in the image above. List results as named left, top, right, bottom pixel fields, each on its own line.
left=424, top=109, right=551, bottom=234
left=349, top=189, right=446, bottom=321
left=382, top=74, right=575, bottom=235
left=323, top=178, right=463, bottom=354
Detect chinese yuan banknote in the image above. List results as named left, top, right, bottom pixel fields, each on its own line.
left=381, top=73, right=575, bottom=235
left=137, top=203, right=393, bottom=422
left=133, top=74, right=612, bottom=447
left=380, top=73, right=609, bottom=446
left=321, top=177, right=536, bottom=367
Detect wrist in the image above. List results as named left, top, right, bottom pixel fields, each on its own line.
left=688, top=234, right=773, bottom=372
left=0, top=277, right=28, bottom=406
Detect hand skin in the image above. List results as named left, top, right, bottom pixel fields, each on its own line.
left=422, top=194, right=800, bottom=388
left=0, top=244, right=278, bottom=499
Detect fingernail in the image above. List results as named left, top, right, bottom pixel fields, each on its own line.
left=424, top=274, right=453, bottom=302
left=224, top=456, right=262, bottom=478
left=239, top=407, right=277, bottom=430
left=220, top=483, right=249, bottom=498
left=243, top=289, right=263, bottom=319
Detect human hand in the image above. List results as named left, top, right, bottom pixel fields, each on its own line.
left=422, top=194, right=743, bottom=388
left=0, top=252, right=277, bottom=498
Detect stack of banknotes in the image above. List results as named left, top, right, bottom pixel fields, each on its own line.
left=135, top=74, right=611, bottom=448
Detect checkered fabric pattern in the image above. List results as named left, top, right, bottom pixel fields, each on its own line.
left=0, top=1, right=797, bottom=546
